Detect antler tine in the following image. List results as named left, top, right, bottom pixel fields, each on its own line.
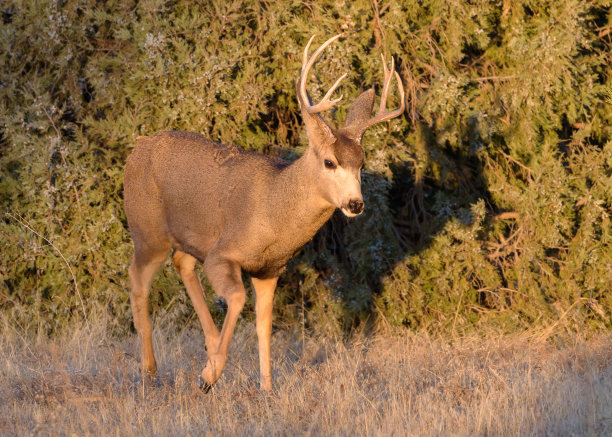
left=302, top=35, right=316, bottom=72
left=299, top=34, right=347, bottom=114
left=366, top=55, right=405, bottom=129
left=377, top=54, right=393, bottom=114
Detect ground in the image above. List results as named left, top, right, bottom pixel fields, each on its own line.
left=1, top=319, right=611, bottom=436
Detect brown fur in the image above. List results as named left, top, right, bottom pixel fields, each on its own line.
left=123, top=35, right=404, bottom=391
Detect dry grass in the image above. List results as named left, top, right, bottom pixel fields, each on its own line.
left=1, top=316, right=611, bottom=436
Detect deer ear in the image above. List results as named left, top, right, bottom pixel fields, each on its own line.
left=305, top=116, right=336, bottom=153
left=296, top=79, right=336, bottom=152
left=342, top=89, right=375, bottom=140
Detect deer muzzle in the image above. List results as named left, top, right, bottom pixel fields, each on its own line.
left=347, top=199, right=365, bottom=215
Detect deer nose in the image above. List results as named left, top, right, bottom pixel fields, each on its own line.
left=348, top=199, right=365, bottom=215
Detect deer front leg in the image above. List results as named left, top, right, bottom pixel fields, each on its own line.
left=173, top=250, right=220, bottom=353
left=252, top=276, right=278, bottom=391
left=200, top=254, right=246, bottom=390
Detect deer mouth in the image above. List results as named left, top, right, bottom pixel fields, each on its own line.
left=341, top=207, right=361, bottom=218
left=341, top=200, right=365, bottom=217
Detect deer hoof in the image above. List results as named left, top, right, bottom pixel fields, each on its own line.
left=199, top=376, right=213, bottom=393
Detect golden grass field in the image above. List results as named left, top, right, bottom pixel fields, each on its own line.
left=1, top=315, right=611, bottom=436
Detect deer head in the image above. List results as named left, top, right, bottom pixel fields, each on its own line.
left=296, top=35, right=405, bottom=217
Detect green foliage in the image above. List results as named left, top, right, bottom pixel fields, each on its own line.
left=1, top=0, right=610, bottom=335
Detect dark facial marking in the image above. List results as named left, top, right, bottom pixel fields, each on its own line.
left=331, top=134, right=364, bottom=169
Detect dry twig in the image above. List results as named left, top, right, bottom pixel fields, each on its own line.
left=5, top=212, right=91, bottom=334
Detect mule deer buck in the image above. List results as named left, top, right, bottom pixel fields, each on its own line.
left=124, top=35, right=404, bottom=391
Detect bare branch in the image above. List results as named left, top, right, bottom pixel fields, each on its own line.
left=6, top=212, right=91, bottom=335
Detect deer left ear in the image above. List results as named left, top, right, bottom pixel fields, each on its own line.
left=340, top=89, right=375, bottom=142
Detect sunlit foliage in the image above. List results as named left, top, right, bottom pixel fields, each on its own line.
left=1, top=0, right=610, bottom=335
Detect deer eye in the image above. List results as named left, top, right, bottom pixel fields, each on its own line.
left=324, top=159, right=337, bottom=170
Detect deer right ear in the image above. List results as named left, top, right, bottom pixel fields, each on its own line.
left=295, top=35, right=348, bottom=153
left=295, top=79, right=336, bottom=152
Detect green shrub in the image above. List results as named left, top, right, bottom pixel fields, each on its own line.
left=1, top=0, right=610, bottom=335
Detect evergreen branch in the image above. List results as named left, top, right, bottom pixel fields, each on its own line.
left=6, top=212, right=91, bottom=335
left=492, top=212, right=519, bottom=221
left=470, top=75, right=517, bottom=83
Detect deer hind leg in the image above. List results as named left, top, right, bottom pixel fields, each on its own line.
left=200, top=254, right=246, bottom=389
left=252, top=276, right=278, bottom=391
left=128, top=249, right=168, bottom=376
left=172, top=250, right=220, bottom=353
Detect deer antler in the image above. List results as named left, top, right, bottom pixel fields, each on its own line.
left=363, top=54, right=405, bottom=131
left=298, top=35, right=347, bottom=114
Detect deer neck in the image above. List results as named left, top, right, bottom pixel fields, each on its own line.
left=266, top=148, right=334, bottom=244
